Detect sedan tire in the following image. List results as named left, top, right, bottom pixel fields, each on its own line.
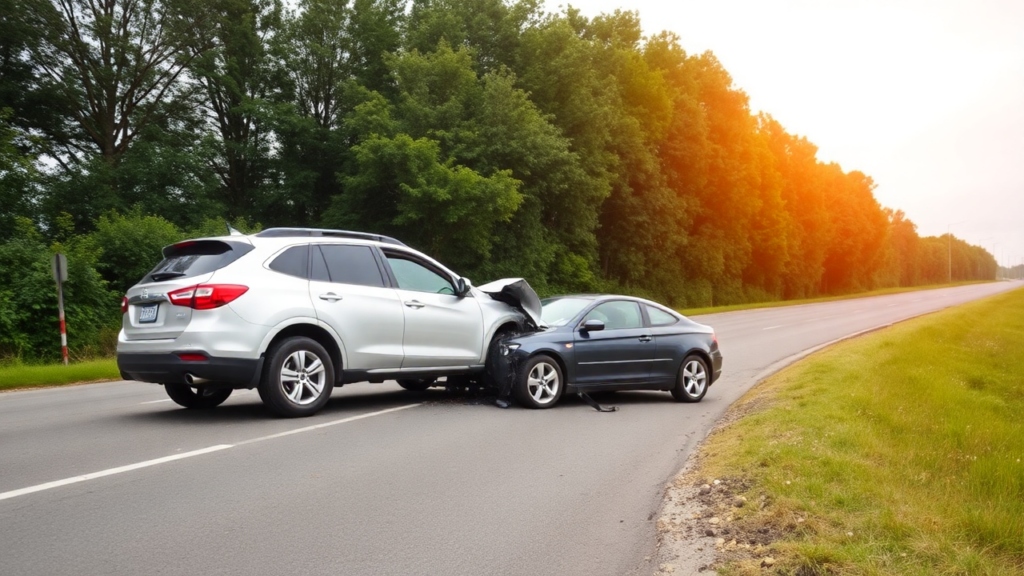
left=514, top=355, right=564, bottom=409
left=164, top=383, right=232, bottom=409
left=259, top=336, right=335, bottom=417
left=671, top=354, right=709, bottom=403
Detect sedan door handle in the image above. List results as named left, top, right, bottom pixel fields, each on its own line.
left=404, top=300, right=425, bottom=309
left=319, top=293, right=343, bottom=302
left=638, top=335, right=652, bottom=343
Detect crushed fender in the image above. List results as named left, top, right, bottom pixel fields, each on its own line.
left=477, top=278, right=543, bottom=330
left=476, top=279, right=616, bottom=412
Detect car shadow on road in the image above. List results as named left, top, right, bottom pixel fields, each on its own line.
left=412, top=388, right=680, bottom=410
left=117, top=388, right=428, bottom=425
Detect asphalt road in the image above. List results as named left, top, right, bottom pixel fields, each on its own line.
left=1, top=281, right=1020, bottom=576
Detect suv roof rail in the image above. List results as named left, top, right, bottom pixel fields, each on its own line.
left=254, top=228, right=408, bottom=247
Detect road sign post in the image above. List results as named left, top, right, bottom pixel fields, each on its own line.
left=52, top=253, right=68, bottom=366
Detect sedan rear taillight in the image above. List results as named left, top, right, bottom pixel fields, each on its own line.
left=167, top=284, right=249, bottom=310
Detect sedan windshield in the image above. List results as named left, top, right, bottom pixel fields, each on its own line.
left=540, top=297, right=592, bottom=327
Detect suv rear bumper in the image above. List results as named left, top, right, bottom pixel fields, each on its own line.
left=117, top=352, right=263, bottom=389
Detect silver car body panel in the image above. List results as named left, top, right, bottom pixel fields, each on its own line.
left=117, top=232, right=538, bottom=376
left=309, top=278, right=406, bottom=370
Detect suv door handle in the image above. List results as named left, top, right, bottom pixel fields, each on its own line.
left=638, top=335, right=652, bottom=343
left=404, top=300, right=425, bottom=309
left=319, top=293, right=343, bottom=302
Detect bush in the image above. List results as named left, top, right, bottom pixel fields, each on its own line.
left=91, top=208, right=183, bottom=296
left=0, top=218, right=117, bottom=360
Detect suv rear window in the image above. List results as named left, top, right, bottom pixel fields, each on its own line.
left=269, top=245, right=309, bottom=279
left=142, top=240, right=254, bottom=283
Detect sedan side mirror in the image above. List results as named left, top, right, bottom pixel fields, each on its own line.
left=581, top=319, right=605, bottom=332
left=456, top=277, right=473, bottom=297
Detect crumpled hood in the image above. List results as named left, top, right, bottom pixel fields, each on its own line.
left=476, top=278, right=544, bottom=329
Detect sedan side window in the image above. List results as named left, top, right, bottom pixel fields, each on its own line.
left=583, top=301, right=643, bottom=330
left=386, top=256, right=456, bottom=295
left=646, top=305, right=679, bottom=327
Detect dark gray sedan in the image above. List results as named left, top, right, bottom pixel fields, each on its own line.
left=501, top=295, right=723, bottom=409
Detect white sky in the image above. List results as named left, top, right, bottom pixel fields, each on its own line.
left=545, top=0, right=1024, bottom=269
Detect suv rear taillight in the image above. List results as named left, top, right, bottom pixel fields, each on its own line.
left=121, top=296, right=128, bottom=314
left=167, top=284, right=249, bottom=310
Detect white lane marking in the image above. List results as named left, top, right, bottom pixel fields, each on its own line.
left=0, top=445, right=232, bottom=502
left=0, top=403, right=421, bottom=502
left=763, top=325, right=786, bottom=330
left=235, top=404, right=421, bottom=446
left=140, top=399, right=172, bottom=405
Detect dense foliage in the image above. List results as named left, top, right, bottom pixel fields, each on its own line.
left=0, top=0, right=997, bottom=359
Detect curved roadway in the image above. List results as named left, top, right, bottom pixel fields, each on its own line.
left=1, top=282, right=1019, bottom=575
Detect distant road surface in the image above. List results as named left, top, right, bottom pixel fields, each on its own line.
left=1, top=281, right=1020, bottom=576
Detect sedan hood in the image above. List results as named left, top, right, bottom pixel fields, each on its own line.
left=477, top=278, right=544, bottom=329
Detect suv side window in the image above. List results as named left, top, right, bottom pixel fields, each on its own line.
left=583, top=301, right=643, bottom=330
left=386, top=256, right=455, bottom=295
left=316, top=245, right=385, bottom=288
left=311, top=245, right=330, bottom=282
left=268, top=245, right=309, bottom=279
left=646, top=305, right=679, bottom=327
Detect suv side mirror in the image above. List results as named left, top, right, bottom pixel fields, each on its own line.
left=581, top=319, right=605, bottom=332
left=456, top=277, right=473, bottom=297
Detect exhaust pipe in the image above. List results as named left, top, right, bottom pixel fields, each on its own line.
left=184, top=373, right=212, bottom=386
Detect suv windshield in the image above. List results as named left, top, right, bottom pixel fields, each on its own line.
left=540, top=297, right=592, bottom=327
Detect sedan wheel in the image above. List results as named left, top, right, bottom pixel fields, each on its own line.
left=259, top=336, right=335, bottom=417
left=514, top=355, right=563, bottom=409
left=671, top=355, right=709, bottom=402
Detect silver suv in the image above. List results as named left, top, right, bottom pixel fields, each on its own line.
left=116, top=228, right=539, bottom=417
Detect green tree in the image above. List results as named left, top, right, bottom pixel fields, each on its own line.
left=189, top=0, right=285, bottom=221
left=18, top=0, right=213, bottom=168
left=0, top=109, right=38, bottom=240
left=325, top=133, right=522, bottom=271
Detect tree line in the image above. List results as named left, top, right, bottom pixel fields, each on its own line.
left=0, top=0, right=998, bottom=359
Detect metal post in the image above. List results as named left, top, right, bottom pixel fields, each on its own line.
left=53, top=253, right=68, bottom=366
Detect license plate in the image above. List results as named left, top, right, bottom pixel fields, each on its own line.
left=139, top=303, right=159, bottom=323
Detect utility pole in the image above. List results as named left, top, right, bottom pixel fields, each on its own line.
left=947, top=222, right=965, bottom=283
left=993, top=243, right=1000, bottom=280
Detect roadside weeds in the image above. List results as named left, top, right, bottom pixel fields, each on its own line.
left=651, top=286, right=1024, bottom=576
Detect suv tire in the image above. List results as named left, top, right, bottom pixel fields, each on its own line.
left=259, top=336, right=335, bottom=417
left=164, top=383, right=232, bottom=409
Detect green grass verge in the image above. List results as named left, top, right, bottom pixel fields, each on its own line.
left=679, top=280, right=996, bottom=317
left=696, top=286, right=1024, bottom=576
left=0, top=358, right=120, bottom=391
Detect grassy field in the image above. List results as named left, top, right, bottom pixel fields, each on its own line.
left=692, top=286, right=1024, bottom=575
left=678, top=280, right=997, bottom=316
left=0, top=358, right=121, bottom=391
